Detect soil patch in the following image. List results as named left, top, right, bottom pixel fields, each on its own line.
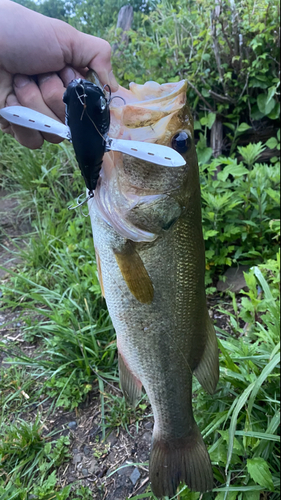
left=0, top=189, right=236, bottom=499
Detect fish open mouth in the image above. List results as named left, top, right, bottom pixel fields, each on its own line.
left=90, top=80, right=189, bottom=242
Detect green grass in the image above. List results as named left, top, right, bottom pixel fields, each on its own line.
left=0, top=132, right=280, bottom=499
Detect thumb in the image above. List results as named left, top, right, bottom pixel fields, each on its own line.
left=84, top=35, right=119, bottom=92
left=55, top=22, right=119, bottom=91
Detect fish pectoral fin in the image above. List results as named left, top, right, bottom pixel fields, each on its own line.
left=95, top=248, right=105, bottom=297
left=113, top=241, right=154, bottom=304
left=193, top=314, right=219, bottom=394
left=149, top=422, right=213, bottom=497
left=118, top=351, right=142, bottom=407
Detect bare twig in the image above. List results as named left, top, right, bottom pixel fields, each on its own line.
left=128, top=477, right=150, bottom=498
left=210, top=5, right=226, bottom=92
left=185, top=79, right=214, bottom=112
left=238, top=72, right=249, bottom=101
left=209, top=90, right=236, bottom=104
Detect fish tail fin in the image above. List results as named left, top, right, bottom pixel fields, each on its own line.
left=194, top=315, right=219, bottom=394
left=149, top=422, right=213, bottom=498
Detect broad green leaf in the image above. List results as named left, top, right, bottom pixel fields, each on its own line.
left=243, top=490, right=260, bottom=500
left=207, top=112, right=216, bottom=129
left=251, top=105, right=265, bottom=120
left=265, top=137, right=278, bottom=149
left=219, top=430, right=244, bottom=454
left=202, top=88, right=210, bottom=97
left=217, top=161, right=249, bottom=180
left=247, top=457, right=274, bottom=490
left=249, top=78, right=268, bottom=89
left=265, top=187, right=280, bottom=203
left=237, top=123, right=251, bottom=133
left=209, top=438, right=228, bottom=464
left=266, top=85, right=277, bottom=104
left=224, top=122, right=235, bottom=131
left=194, top=120, right=202, bottom=130
left=267, top=102, right=280, bottom=120
left=204, top=229, right=219, bottom=239
left=257, top=94, right=276, bottom=116
left=197, top=147, right=213, bottom=165
left=215, top=492, right=238, bottom=500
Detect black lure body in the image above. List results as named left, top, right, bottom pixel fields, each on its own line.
left=63, top=79, right=110, bottom=194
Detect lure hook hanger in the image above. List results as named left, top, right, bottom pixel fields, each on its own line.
left=101, top=83, right=126, bottom=106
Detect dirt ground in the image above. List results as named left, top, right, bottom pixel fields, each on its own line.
left=0, top=189, right=240, bottom=499
left=0, top=189, right=155, bottom=499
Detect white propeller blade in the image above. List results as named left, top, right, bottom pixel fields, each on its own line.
left=0, top=106, right=70, bottom=140
left=108, top=138, right=185, bottom=167
left=0, top=106, right=186, bottom=168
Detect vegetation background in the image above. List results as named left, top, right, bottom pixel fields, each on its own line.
left=0, top=0, right=280, bottom=499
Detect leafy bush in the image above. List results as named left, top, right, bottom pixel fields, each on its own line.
left=199, top=143, right=280, bottom=290
left=110, top=0, right=279, bottom=122
left=129, top=254, right=280, bottom=499
left=0, top=417, right=71, bottom=500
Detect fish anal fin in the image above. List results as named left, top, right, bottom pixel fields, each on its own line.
left=118, top=351, right=142, bottom=407
left=95, top=248, right=105, bottom=298
left=150, top=422, right=213, bottom=497
left=194, top=315, right=219, bottom=394
left=114, top=241, right=154, bottom=304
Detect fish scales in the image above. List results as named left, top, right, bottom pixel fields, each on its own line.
left=88, top=79, right=219, bottom=498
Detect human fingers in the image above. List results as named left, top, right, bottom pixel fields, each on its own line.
left=37, top=72, right=67, bottom=122
left=54, top=23, right=119, bottom=91
left=85, top=37, right=119, bottom=92
left=0, top=69, right=13, bottom=131
left=59, top=66, right=85, bottom=88
left=14, top=74, right=63, bottom=144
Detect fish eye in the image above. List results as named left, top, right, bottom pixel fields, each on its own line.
left=171, top=131, right=190, bottom=154
left=99, top=96, right=107, bottom=111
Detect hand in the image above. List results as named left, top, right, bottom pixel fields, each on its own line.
left=0, top=0, right=118, bottom=148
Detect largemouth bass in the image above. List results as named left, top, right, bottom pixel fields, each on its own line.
left=88, top=79, right=219, bottom=497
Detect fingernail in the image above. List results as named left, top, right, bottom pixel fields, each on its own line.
left=38, top=73, right=52, bottom=84
left=14, top=75, right=30, bottom=88
left=109, top=71, right=119, bottom=92
left=63, top=67, right=76, bottom=85
left=6, top=93, right=19, bottom=106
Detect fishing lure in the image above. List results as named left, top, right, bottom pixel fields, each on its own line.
left=0, top=82, right=186, bottom=209
left=63, top=78, right=112, bottom=198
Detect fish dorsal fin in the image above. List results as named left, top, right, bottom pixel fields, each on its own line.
left=118, top=351, right=142, bottom=407
left=193, top=313, right=219, bottom=394
left=113, top=241, right=154, bottom=304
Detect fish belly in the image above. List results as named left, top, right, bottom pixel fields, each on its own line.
left=90, top=196, right=219, bottom=497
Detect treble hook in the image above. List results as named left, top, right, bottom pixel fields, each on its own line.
left=102, top=83, right=126, bottom=106
left=109, top=95, right=126, bottom=106
left=68, top=192, right=94, bottom=211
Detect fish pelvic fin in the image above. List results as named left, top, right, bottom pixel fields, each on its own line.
left=194, top=314, right=219, bottom=394
left=95, top=248, right=105, bottom=298
left=149, top=423, right=213, bottom=498
left=113, top=240, right=154, bottom=304
left=118, top=351, right=142, bottom=407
